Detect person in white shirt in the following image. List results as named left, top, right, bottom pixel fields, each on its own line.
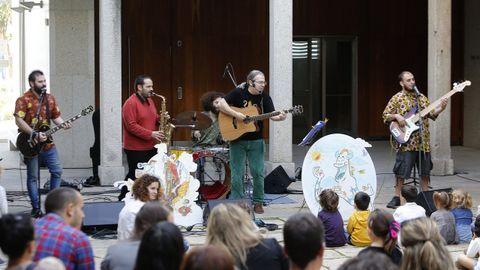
left=393, top=185, right=426, bottom=224
left=456, top=215, right=480, bottom=270
left=117, top=174, right=161, bottom=240
left=0, top=166, right=8, bottom=217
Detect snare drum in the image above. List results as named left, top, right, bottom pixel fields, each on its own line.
left=193, top=150, right=231, bottom=201
left=169, top=146, right=193, bottom=160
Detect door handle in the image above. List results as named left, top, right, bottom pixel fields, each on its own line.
left=177, top=87, right=183, bottom=100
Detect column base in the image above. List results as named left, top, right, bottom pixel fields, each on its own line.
left=431, top=158, right=454, bottom=176
left=98, top=165, right=126, bottom=185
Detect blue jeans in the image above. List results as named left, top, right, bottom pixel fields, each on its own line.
left=24, top=147, right=62, bottom=209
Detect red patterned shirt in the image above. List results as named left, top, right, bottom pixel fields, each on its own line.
left=14, top=89, right=61, bottom=150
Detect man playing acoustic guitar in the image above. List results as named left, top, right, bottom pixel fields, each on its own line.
left=14, top=70, right=72, bottom=217
left=383, top=71, right=448, bottom=209
left=218, top=70, right=286, bottom=214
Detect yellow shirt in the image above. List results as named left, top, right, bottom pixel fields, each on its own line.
left=347, top=210, right=371, bottom=247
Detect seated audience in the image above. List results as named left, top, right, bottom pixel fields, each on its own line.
left=347, top=191, right=372, bottom=247
left=317, top=189, right=347, bottom=247
left=393, top=185, right=426, bottom=224
left=456, top=215, right=480, bottom=270
left=283, top=212, right=325, bottom=270
left=102, top=201, right=173, bottom=270
left=400, top=217, right=455, bottom=270
left=337, top=250, right=398, bottom=270
left=180, top=245, right=234, bottom=270
left=206, top=203, right=288, bottom=270
left=451, top=189, right=473, bottom=243
left=430, top=191, right=458, bottom=244
left=117, top=174, right=162, bottom=240
left=34, top=187, right=94, bottom=270
left=134, top=221, right=185, bottom=270
left=359, top=208, right=402, bottom=265
left=0, top=213, right=36, bottom=270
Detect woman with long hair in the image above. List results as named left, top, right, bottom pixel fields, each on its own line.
left=206, top=203, right=288, bottom=270
left=134, top=221, right=185, bottom=270
left=102, top=201, right=172, bottom=270
left=400, top=217, right=455, bottom=270
left=117, top=174, right=162, bottom=240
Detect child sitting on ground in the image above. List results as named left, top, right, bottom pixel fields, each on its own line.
left=317, top=189, right=347, bottom=247
left=347, top=191, right=371, bottom=247
left=393, top=185, right=426, bottom=224
left=452, top=189, right=474, bottom=243
left=430, top=191, right=458, bottom=244
left=358, top=208, right=402, bottom=265
left=456, top=215, right=480, bottom=270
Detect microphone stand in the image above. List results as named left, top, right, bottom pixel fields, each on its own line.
left=223, top=63, right=238, bottom=87
left=32, top=90, right=46, bottom=216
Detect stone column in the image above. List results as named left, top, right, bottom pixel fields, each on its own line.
left=266, top=0, right=295, bottom=177
left=98, top=0, right=124, bottom=184
left=428, top=0, right=454, bottom=175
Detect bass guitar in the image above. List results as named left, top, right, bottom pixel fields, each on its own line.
left=219, top=104, right=303, bottom=141
left=389, top=81, right=471, bottom=144
left=16, top=105, right=94, bottom=157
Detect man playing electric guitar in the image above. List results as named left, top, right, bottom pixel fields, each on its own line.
left=382, top=71, right=447, bottom=209
left=14, top=70, right=72, bottom=217
left=218, top=70, right=286, bottom=214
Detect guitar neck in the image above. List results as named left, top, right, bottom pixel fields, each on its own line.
left=44, top=113, right=83, bottom=137
left=247, top=110, right=282, bottom=122
left=411, top=89, right=457, bottom=123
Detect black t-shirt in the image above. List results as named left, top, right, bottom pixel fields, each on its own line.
left=224, top=85, right=275, bottom=141
left=358, top=246, right=403, bottom=266
left=244, top=238, right=289, bottom=270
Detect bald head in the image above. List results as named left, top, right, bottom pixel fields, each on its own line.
left=45, top=187, right=81, bottom=214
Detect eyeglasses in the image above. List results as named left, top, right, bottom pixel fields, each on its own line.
left=254, top=81, right=267, bottom=86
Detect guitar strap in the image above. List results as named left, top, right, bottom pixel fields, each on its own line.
left=32, top=92, right=46, bottom=129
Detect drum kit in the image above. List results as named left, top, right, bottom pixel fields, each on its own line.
left=170, top=111, right=231, bottom=201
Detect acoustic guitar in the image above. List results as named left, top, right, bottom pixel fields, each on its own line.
left=219, top=104, right=303, bottom=141
left=389, top=81, right=471, bottom=144
left=16, top=105, right=94, bottom=157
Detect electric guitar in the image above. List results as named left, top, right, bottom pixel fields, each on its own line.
left=16, top=105, right=94, bottom=157
left=219, top=104, right=303, bottom=141
left=389, top=81, right=471, bottom=144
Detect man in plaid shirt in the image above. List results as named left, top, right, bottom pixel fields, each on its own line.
left=34, top=187, right=94, bottom=270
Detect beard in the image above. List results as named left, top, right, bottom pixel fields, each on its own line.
left=33, top=85, right=45, bottom=95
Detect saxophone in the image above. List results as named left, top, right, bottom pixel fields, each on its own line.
left=152, top=93, right=175, bottom=147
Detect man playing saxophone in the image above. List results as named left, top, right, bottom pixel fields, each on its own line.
left=122, top=75, right=165, bottom=193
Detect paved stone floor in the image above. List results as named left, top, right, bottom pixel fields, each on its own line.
left=1, top=141, right=479, bottom=269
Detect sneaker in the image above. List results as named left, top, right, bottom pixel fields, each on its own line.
left=386, top=196, right=401, bottom=209
left=254, top=203, right=264, bottom=214
left=31, top=208, right=43, bottom=218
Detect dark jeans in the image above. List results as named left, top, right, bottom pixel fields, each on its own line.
left=124, top=148, right=157, bottom=181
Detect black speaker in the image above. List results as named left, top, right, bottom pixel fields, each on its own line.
left=415, top=188, right=452, bottom=217
left=264, top=166, right=293, bottom=194
left=203, top=199, right=254, bottom=226
left=81, top=201, right=125, bottom=232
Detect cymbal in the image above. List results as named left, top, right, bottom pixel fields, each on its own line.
left=173, top=111, right=212, bottom=130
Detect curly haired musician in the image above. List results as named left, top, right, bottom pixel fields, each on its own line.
left=122, top=75, right=165, bottom=184
left=14, top=70, right=72, bottom=218
left=218, top=70, right=286, bottom=214
left=382, top=71, right=447, bottom=209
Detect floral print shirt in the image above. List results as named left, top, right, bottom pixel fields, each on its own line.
left=14, top=89, right=61, bottom=150
left=382, top=90, right=435, bottom=152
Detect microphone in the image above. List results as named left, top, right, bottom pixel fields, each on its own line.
left=413, top=85, right=421, bottom=96
left=41, top=87, right=47, bottom=94
left=222, top=65, right=228, bottom=78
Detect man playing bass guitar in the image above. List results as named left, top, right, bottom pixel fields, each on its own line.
left=383, top=71, right=447, bottom=209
